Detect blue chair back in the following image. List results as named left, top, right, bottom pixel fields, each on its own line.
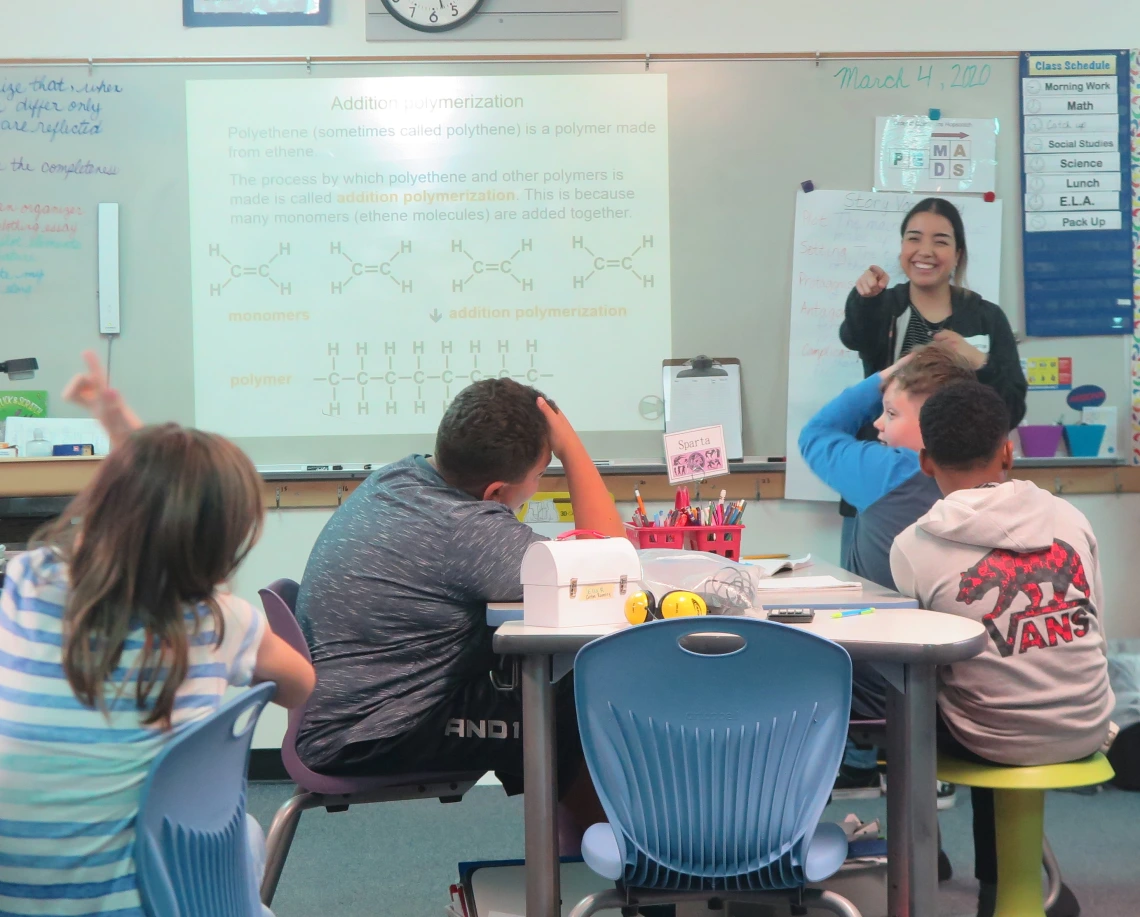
left=574, top=617, right=852, bottom=891
left=135, top=682, right=276, bottom=917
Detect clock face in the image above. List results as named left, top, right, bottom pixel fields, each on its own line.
left=380, top=0, right=485, bottom=32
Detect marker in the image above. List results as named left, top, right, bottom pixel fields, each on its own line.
left=306, top=464, right=331, bottom=472
left=832, top=607, right=875, bottom=619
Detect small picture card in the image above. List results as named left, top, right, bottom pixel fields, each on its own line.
left=664, top=425, right=729, bottom=484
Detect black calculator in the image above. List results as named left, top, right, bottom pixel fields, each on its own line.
left=765, top=607, right=815, bottom=624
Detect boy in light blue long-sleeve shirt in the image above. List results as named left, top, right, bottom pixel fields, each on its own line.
left=799, top=343, right=975, bottom=816
left=799, top=343, right=975, bottom=592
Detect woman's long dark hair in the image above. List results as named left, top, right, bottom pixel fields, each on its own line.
left=901, top=197, right=968, bottom=288
left=36, top=424, right=264, bottom=728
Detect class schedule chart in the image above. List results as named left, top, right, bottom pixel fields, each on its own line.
left=1020, top=50, right=1133, bottom=337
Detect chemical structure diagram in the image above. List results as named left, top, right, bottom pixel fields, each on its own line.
left=571, top=235, right=655, bottom=289
left=329, top=241, right=413, bottom=295
left=314, top=339, right=553, bottom=418
left=208, top=243, right=291, bottom=296
left=451, top=239, right=533, bottom=293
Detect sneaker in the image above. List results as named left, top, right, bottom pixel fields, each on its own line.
left=831, top=764, right=882, bottom=799
left=874, top=773, right=956, bottom=809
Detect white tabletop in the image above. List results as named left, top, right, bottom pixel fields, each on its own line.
left=493, top=606, right=985, bottom=664
left=487, top=559, right=917, bottom=626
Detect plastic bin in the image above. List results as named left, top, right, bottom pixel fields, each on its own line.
left=1063, top=424, right=1106, bottom=458
left=687, top=525, right=746, bottom=560
left=625, top=524, right=746, bottom=560
left=1018, top=424, right=1063, bottom=458
left=625, top=524, right=689, bottom=550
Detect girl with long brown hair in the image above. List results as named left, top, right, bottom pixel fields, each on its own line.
left=0, top=352, right=313, bottom=916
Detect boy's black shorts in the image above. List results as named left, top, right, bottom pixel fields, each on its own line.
left=320, top=671, right=586, bottom=797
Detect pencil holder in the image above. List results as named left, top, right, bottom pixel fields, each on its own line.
left=687, top=525, right=746, bottom=560
left=624, top=523, right=689, bottom=550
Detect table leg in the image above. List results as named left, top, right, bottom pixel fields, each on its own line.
left=522, top=653, right=560, bottom=917
left=885, top=680, right=910, bottom=917
left=885, top=664, right=938, bottom=917
left=904, top=664, right=939, bottom=917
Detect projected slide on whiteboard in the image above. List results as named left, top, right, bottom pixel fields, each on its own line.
left=186, top=75, right=671, bottom=438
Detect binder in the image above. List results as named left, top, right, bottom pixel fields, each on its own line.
left=662, top=356, right=743, bottom=460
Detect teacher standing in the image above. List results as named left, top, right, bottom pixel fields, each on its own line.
left=840, top=197, right=1027, bottom=419
left=835, top=197, right=1027, bottom=560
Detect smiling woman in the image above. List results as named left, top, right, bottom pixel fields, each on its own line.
left=831, top=196, right=1028, bottom=568
left=838, top=197, right=1027, bottom=426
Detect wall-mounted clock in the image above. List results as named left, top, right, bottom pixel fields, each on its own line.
left=379, top=0, right=484, bottom=32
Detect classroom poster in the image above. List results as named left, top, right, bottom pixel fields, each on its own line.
left=1132, top=50, right=1140, bottom=464
left=0, top=391, right=46, bottom=422
left=874, top=116, right=998, bottom=194
left=1021, top=50, right=1133, bottom=337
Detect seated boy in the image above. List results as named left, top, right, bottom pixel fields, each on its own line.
left=800, top=343, right=974, bottom=807
left=798, top=342, right=975, bottom=591
left=295, top=379, right=622, bottom=834
left=891, top=380, right=1113, bottom=917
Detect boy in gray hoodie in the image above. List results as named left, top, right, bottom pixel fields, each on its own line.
left=890, top=380, right=1113, bottom=917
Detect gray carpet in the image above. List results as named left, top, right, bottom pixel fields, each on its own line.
left=248, top=782, right=1140, bottom=917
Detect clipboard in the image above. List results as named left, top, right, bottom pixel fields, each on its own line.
left=662, top=356, right=743, bottom=460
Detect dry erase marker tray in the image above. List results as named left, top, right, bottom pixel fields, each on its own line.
left=624, top=523, right=745, bottom=560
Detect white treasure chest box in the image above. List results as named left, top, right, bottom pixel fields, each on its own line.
left=520, top=536, right=641, bottom=628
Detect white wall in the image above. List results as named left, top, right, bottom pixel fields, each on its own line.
left=4, top=0, right=1140, bottom=59
left=12, top=0, right=1140, bottom=747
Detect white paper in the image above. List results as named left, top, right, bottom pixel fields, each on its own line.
left=663, top=424, right=729, bottom=484
left=743, top=554, right=813, bottom=577
left=754, top=575, right=861, bottom=592
left=784, top=189, right=1004, bottom=502
left=962, top=334, right=990, bottom=355
left=1081, top=406, right=1118, bottom=457
left=875, top=116, right=999, bottom=193
left=3, top=417, right=110, bottom=456
left=663, top=363, right=743, bottom=459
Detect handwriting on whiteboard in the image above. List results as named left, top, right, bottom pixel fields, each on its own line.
left=833, top=63, right=992, bottom=92
left=0, top=154, right=120, bottom=179
left=0, top=75, right=123, bottom=141
left=0, top=201, right=84, bottom=238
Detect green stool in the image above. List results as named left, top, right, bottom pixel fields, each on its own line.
left=937, top=752, right=1114, bottom=917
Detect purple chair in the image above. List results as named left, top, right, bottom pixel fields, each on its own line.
left=258, top=579, right=484, bottom=906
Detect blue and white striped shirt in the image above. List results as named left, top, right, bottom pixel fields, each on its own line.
left=0, top=547, right=266, bottom=916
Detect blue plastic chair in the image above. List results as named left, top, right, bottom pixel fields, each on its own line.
left=570, top=617, right=862, bottom=917
left=135, top=682, right=276, bottom=917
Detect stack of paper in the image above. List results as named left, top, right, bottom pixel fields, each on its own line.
left=754, top=575, right=861, bottom=592
left=744, top=554, right=813, bottom=577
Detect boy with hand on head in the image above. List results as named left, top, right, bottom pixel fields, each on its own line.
left=296, top=379, right=622, bottom=844
left=891, top=381, right=1112, bottom=917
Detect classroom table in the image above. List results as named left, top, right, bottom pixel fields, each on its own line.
left=489, top=562, right=987, bottom=917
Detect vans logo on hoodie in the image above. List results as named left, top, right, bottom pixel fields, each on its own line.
left=957, top=539, right=1093, bottom=658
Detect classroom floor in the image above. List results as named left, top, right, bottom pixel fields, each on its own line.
left=247, top=781, right=1140, bottom=917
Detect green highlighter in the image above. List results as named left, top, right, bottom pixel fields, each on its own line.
left=832, top=607, right=875, bottom=619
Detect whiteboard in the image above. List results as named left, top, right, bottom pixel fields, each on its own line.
left=784, top=189, right=1004, bottom=501
left=0, top=56, right=1131, bottom=464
